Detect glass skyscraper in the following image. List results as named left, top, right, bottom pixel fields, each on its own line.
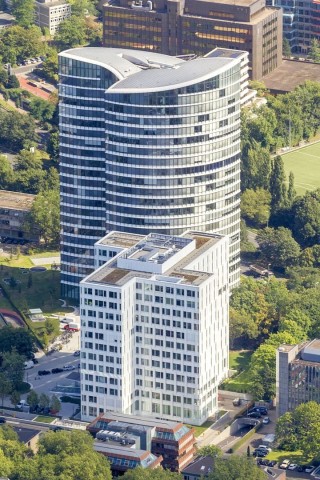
left=59, top=48, right=243, bottom=299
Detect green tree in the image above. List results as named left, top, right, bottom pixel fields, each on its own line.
left=49, top=394, right=61, bottom=413
left=241, top=188, right=271, bottom=227
left=29, top=97, right=56, bottom=123
left=269, top=155, right=287, bottom=213
left=283, top=37, right=291, bottom=57
left=207, top=455, right=267, bottom=480
left=39, top=393, right=50, bottom=409
left=287, top=171, right=296, bottom=206
left=241, top=140, right=271, bottom=191
left=27, top=390, right=39, bottom=408
left=24, top=189, right=60, bottom=246
left=11, top=0, right=35, bottom=27
left=15, top=148, right=44, bottom=171
left=309, top=38, right=320, bottom=63
left=6, top=74, right=19, bottom=88
left=257, top=227, right=301, bottom=269
left=0, top=155, right=14, bottom=189
left=276, top=402, right=320, bottom=460
left=55, top=15, right=87, bottom=49
left=0, top=449, right=14, bottom=478
left=0, top=110, right=37, bottom=152
left=292, top=189, right=320, bottom=247
left=229, top=307, right=258, bottom=348
left=47, top=130, right=59, bottom=162
left=299, top=247, right=315, bottom=267
left=0, top=325, right=36, bottom=358
left=197, top=445, right=222, bottom=457
left=0, top=372, right=11, bottom=407
left=41, top=49, right=58, bottom=83
left=123, top=467, right=182, bottom=480
left=0, top=26, right=43, bottom=64
left=45, top=319, right=56, bottom=336
left=10, top=390, right=20, bottom=406
left=1, top=350, right=25, bottom=392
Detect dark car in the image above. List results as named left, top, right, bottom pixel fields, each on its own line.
left=43, top=407, right=50, bottom=415
left=253, top=450, right=267, bottom=458
left=247, top=411, right=262, bottom=418
left=51, top=367, right=63, bottom=374
left=252, top=407, right=268, bottom=415
left=268, top=461, right=277, bottom=467
left=50, top=426, right=63, bottom=432
left=38, top=370, right=51, bottom=376
left=0, top=417, right=6, bottom=424
left=33, top=359, right=39, bottom=364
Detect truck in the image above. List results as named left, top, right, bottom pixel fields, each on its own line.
left=64, top=322, right=80, bottom=332
left=249, top=264, right=273, bottom=278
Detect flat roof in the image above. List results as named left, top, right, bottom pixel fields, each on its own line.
left=84, top=231, right=223, bottom=287
left=0, top=190, right=35, bottom=211
left=192, top=0, right=256, bottom=6
left=96, top=232, right=145, bottom=248
left=96, top=411, right=182, bottom=430
left=182, top=455, right=214, bottom=475
left=263, top=59, right=320, bottom=93
left=60, top=48, right=239, bottom=93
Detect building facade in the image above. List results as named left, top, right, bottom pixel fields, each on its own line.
left=276, top=339, right=320, bottom=417
left=35, top=0, right=71, bottom=35
left=102, top=0, right=282, bottom=80
left=80, top=230, right=229, bottom=425
left=0, top=190, right=39, bottom=242
left=59, top=47, right=243, bottom=299
left=88, top=412, right=196, bottom=471
left=267, top=0, right=319, bottom=53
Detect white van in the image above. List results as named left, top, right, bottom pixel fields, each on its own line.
left=24, top=360, right=34, bottom=369
left=60, top=317, right=74, bottom=324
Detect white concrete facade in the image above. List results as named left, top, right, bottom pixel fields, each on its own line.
left=80, top=230, right=229, bottom=425
left=35, top=0, right=71, bottom=34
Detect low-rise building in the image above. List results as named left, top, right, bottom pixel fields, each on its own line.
left=276, top=339, right=320, bottom=416
left=87, top=412, right=196, bottom=471
left=94, top=443, right=162, bottom=474
left=0, top=190, right=39, bottom=243
left=0, top=11, right=14, bottom=30
left=35, top=0, right=71, bottom=34
left=12, top=426, right=42, bottom=452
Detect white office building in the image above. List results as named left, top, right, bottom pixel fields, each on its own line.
left=59, top=47, right=245, bottom=300
left=35, top=0, right=71, bottom=34
left=80, top=230, right=229, bottom=425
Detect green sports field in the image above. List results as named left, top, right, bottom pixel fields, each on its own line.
left=282, top=141, right=320, bottom=195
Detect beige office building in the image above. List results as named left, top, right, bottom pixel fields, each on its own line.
left=103, top=0, right=282, bottom=79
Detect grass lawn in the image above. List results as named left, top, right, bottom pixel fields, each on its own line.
left=34, top=415, right=54, bottom=423
left=221, top=350, right=253, bottom=393
left=282, top=141, right=320, bottom=195
left=186, top=420, right=213, bottom=437
left=266, top=449, right=307, bottom=465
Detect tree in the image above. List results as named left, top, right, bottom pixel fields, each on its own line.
left=123, top=467, right=182, bottom=480
left=292, top=189, right=320, bottom=247
left=0, top=26, right=43, bottom=64
left=0, top=372, right=11, bottom=407
left=39, top=393, right=50, bottom=409
left=6, top=74, right=19, bottom=89
left=10, top=0, right=35, bottom=27
left=283, top=37, right=291, bottom=57
left=15, top=148, right=44, bottom=172
left=41, top=48, right=58, bottom=83
left=309, top=38, right=320, bottom=63
left=10, top=390, right=20, bottom=406
left=29, top=97, right=56, bottom=123
left=0, top=110, right=37, bottom=152
left=257, top=227, right=301, bottom=269
left=241, top=140, right=271, bottom=191
left=241, top=188, right=271, bottom=227
left=55, top=15, right=87, bottom=49
left=287, top=171, right=296, bottom=206
left=207, top=455, right=267, bottom=480
left=229, top=307, right=258, bottom=348
left=197, top=445, right=222, bottom=457
left=24, top=189, right=60, bottom=246
left=47, top=130, right=59, bottom=163
left=1, top=350, right=25, bottom=392
left=269, top=155, right=287, bottom=213
left=45, top=319, right=56, bottom=336
left=276, top=402, right=320, bottom=460
left=27, top=390, right=39, bottom=408
left=49, top=394, right=61, bottom=413
left=0, top=326, right=36, bottom=359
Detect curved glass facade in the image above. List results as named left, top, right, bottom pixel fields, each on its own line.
left=59, top=49, right=242, bottom=299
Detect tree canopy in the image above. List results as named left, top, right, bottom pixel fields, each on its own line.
left=207, top=455, right=267, bottom=480
left=24, top=189, right=60, bottom=246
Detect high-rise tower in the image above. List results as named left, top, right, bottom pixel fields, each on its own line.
left=59, top=48, right=243, bottom=299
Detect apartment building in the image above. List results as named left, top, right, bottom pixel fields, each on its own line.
left=35, top=0, right=71, bottom=34
left=59, top=47, right=243, bottom=300
left=80, top=230, right=229, bottom=425
left=277, top=339, right=320, bottom=417
left=102, top=0, right=282, bottom=79
left=0, top=190, right=39, bottom=242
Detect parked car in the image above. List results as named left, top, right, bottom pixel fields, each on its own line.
left=262, top=417, right=270, bottom=424
left=247, top=411, right=262, bottom=418
left=38, top=370, right=51, bottom=376
left=253, top=450, right=268, bottom=458
left=0, top=417, right=6, bottom=423
left=63, top=364, right=75, bottom=371
left=250, top=406, right=268, bottom=415
left=305, top=465, right=316, bottom=473
left=73, top=350, right=80, bottom=357
left=268, top=461, right=277, bottom=467
left=258, top=445, right=272, bottom=453
left=288, top=464, right=298, bottom=470
left=17, top=400, right=30, bottom=409
left=279, top=459, right=290, bottom=469
left=51, top=367, right=64, bottom=374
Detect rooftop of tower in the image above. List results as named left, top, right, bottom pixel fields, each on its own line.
left=82, top=231, right=226, bottom=287
left=59, top=47, right=241, bottom=92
